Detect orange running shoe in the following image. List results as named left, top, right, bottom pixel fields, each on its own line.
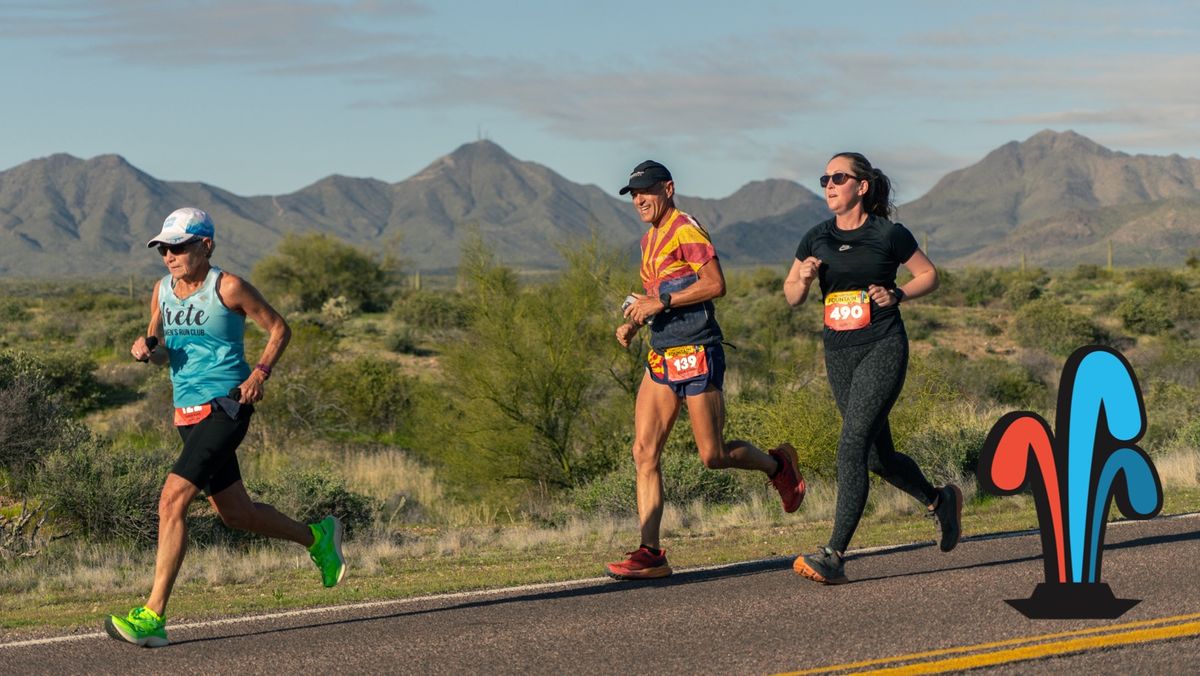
left=768, top=443, right=806, bottom=513
left=606, top=546, right=672, bottom=580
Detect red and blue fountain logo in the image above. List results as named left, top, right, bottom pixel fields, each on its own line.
left=977, top=345, right=1163, bottom=619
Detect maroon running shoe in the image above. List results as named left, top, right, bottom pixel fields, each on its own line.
left=769, top=443, right=806, bottom=513
left=606, top=546, right=672, bottom=580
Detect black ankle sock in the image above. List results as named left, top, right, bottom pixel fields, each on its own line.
left=639, top=544, right=661, bottom=556
left=768, top=456, right=783, bottom=479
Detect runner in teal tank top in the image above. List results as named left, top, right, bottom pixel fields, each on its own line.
left=105, top=207, right=348, bottom=649
left=158, top=266, right=249, bottom=408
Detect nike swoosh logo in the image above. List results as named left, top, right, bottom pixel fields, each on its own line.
left=838, top=244, right=851, bottom=251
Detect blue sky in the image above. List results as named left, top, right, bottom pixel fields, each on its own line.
left=2, top=1, right=1198, bottom=202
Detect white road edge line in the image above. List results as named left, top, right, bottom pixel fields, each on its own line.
left=3, top=512, right=1195, bottom=650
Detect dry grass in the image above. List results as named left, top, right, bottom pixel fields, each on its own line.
left=1157, top=447, right=1200, bottom=488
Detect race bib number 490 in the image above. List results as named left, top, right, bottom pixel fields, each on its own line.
left=824, top=290, right=871, bottom=331
left=663, top=345, right=709, bottom=382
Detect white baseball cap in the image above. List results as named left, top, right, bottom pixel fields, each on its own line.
left=146, top=207, right=215, bottom=248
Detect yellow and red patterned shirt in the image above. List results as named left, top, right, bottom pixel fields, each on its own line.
left=638, top=208, right=723, bottom=351
left=639, top=208, right=717, bottom=295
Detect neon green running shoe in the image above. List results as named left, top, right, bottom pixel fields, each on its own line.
left=105, top=606, right=168, bottom=648
left=308, top=515, right=346, bottom=587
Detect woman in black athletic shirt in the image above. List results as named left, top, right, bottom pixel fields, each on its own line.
left=784, top=152, right=962, bottom=584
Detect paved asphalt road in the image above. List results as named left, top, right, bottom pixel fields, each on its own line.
left=3, top=514, right=1198, bottom=674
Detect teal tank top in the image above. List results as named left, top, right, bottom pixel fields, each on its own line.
left=159, top=267, right=249, bottom=408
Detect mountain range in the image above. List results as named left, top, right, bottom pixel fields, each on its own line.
left=1, top=130, right=1197, bottom=277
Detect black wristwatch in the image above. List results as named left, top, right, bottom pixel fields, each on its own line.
left=659, top=291, right=672, bottom=309
left=891, top=287, right=906, bottom=304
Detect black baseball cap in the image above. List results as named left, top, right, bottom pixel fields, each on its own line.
left=618, top=160, right=673, bottom=195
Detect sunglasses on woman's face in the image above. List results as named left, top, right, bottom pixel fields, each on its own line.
left=157, top=240, right=198, bottom=257
left=819, top=172, right=861, bottom=188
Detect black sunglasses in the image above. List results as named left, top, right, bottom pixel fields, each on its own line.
left=819, top=172, right=861, bottom=188
left=157, top=240, right=199, bottom=256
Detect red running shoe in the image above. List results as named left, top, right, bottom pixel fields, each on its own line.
left=606, top=546, right=672, bottom=580
left=769, top=443, right=806, bottom=513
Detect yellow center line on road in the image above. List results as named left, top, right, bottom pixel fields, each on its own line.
left=778, top=611, right=1200, bottom=675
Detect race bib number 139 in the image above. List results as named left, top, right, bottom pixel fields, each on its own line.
left=663, top=345, right=709, bottom=382
left=824, top=290, right=871, bottom=331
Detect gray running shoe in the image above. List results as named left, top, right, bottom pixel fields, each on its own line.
left=793, top=547, right=848, bottom=584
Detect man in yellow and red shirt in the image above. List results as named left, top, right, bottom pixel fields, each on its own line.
left=607, top=160, right=807, bottom=579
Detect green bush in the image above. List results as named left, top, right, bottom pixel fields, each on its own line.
left=1117, top=290, right=1174, bottom=335
left=385, top=326, right=420, bottom=354
left=1011, top=298, right=1106, bottom=356
left=569, top=451, right=744, bottom=515
left=392, top=290, right=471, bottom=333
left=0, top=351, right=93, bottom=491
left=903, top=306, right=944, bottom=342
left=725, top=387, right=841, bottom=479
left=422, top=238, right=639, bottom=494
left=1130, top=269, right=1188, bottom=296
left=324, top=357, right=412, bottom=434
left=1004, top=279, right=1043, bottom=309
left=36, top=439, right=171, bottom=543
left=904, top=425, right=989, bottom=480
left=37, top=351, right=106, bottom=414
left=253, top=233, right=396, bottom=312
left=919, top=348, right=1048, bottom=408
left=1071, top=264, right=1112, bottom=282
left=248, top=468, right=378, bottom=538
left=0, top=300, right=30, bottom=323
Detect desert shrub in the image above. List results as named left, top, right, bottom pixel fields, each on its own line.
left=0, top=351, right=93, bottom=491
left=323, top=357, right=412, bottom=434
left=961, top=269, right=1004, bottom=307
left=725, top=386, right=842, bottom=479
left=920, top=348, right=1047, bottom=408
left=1011, top=298, right=1106, bottom=356
left=1117, top=290, right=1174, bottom=335
left=569, top=451, right=743, bottom=515
left=36, top=351, right=106, bottom=414
left=253, top=233, right=396, bottom=312
left=36, top=439, right=172, bottom=543
left=385, top=325, right=420, bottom=354
left=903, top=306, right=943, bottom=342
left=60, top=292, right=140, bottom=313
left=0, top=300, right=30, bottom=322
left=1137, top=337, right=1200, bottom=389
left=964, top=314, right=1003, bottom=337
left=248, top=468, right=378, bottom=538
left=903, top=425, right=989, bottom=480
left=1141, top=381, right=1200, bottom=453
left=392, top=290, right=471, bottom=333
left=1004, top=278, right=1043, bottom=309
left=420, top=238, right=640, bottom=495
left=1129, top=268, right=1188, bottom=296
left=937, top=268, right=1050, bottom=308
left=75, top=308, right=146, bottom=358
left=1071, top=264, right=1112, bottom=282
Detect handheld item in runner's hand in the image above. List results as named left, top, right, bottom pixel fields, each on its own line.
left=621, top=294, right=638, bottom=313
left=137, top=336, right=159, bottom=362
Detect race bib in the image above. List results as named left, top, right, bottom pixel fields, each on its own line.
left=662, top=345, right=709, bottom=383
left=174, top=403, right=213, bottom=426
left=824, top=290, right=871, bottom=331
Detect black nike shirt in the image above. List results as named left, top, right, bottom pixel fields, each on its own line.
left=794, top=215, right=919, bottom=349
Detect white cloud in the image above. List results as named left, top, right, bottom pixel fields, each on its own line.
left=0, top=1, right=428, bottom=65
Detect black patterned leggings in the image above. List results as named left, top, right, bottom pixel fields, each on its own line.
left=824, top=333, right=938, bottom=553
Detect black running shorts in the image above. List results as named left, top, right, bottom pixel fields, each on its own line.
left=171, top=405, right=253, bottom=496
